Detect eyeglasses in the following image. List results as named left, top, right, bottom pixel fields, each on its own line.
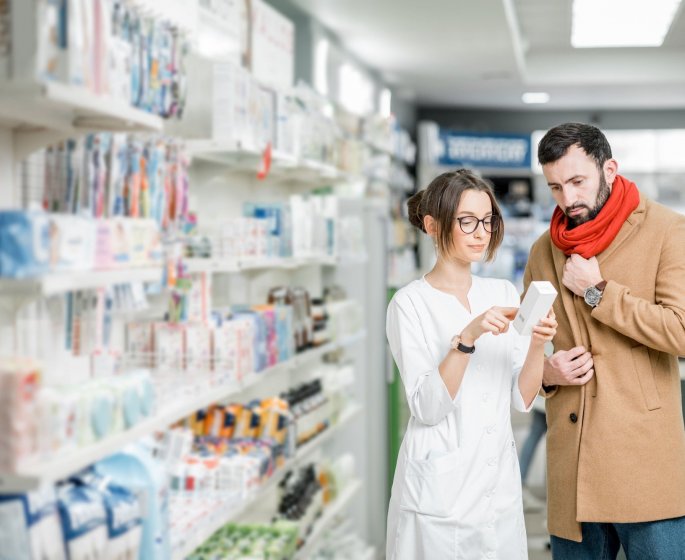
left=455, top=215, right=500, bottom=234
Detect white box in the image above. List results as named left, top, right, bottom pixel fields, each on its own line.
left=513, top=281, right=557, bottom=336
left=249, top=0, right=294, bottom=91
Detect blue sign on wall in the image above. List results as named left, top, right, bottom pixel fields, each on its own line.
left=438, top=130, right=531, bottom=169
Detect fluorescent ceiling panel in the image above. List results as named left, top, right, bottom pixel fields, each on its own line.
left=572, top=0, right=682, bottom=47
left=522, top=92, right=550, bottom=104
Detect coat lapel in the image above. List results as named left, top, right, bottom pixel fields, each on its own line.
left=597, top=192, right=646, bottom=264
left=551, top=242, right=584, bottom=347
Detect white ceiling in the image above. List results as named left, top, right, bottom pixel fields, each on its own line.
left=288, top=0, right=685, bottom=110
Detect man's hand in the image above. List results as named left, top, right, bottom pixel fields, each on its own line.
left=543, top=346, right=595, bottom=386
left=562, top=254, right=603, bottom=297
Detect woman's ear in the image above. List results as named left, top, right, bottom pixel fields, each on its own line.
left=423, top=215, right=437, bottom=237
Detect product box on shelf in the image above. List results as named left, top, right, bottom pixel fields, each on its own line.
left=248, top=0, right=294, bottom=92
left=0, top=358, right=42, bottom=472
left=0, top=486, right=66, bottom=560
left=211, top=317, right=239, bottom=384
left=184, top=323, right=213, bottom=374
left=8, top=0, right=189, bottom=117
left=0, top=211, right=51, bottom=278
left=212, top=61, right=251, bottom=147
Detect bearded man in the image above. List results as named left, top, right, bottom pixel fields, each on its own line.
left=523, top=122, right=685, bottom=559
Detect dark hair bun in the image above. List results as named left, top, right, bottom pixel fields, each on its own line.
left=407, top=190, right=426, bottom=232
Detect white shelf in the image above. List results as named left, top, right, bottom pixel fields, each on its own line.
left=295, top=404, right=363, bottom=462
left=172, top=405, right=362, bottom=560
left=186, top=139, right=363, bottom=185
left=0, top=332, right=366, bottom=493
left=0, top=81, right=164, bottom=157
left=294, top=478, right=363, bottom=560
left=0, top=266, right=164, bottom=297
left=184, top=254, right=367, bottom=275
left=0, top=380, right=240, bottom=493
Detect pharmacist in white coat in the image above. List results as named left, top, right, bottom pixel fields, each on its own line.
left=386, top=169, right=556, bottom=560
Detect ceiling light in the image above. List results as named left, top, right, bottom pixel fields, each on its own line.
left=572, top=0, right=682, bottom=47
left=522, top=92, right=550, bottom=104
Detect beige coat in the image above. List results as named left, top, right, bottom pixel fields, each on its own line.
left=523, top=193, right=685, bottom=542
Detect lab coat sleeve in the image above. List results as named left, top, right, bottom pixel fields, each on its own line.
left=386, top=295, right=458, bottom=426
left=507, top=281, right=535, bottom=412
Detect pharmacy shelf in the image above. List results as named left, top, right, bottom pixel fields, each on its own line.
left=186, top=139, right=362, bottom=184
left=294, top=478, right=363, bottom=560
left=240, top=330, right=367, bottom=392
left=0, top=379, right=240, bottom=493
left=366, top=140, right=415, bottom=167
left=173, top=405, right=363, bottom=560
left=184, top=254, right=368, bottom=275
left=0, top=266, right=164, bottom=298
left=296, top=404, right=363, bottom=462
left=0, top=331, right=366, bottom=493
left=0, top=81, right=164, bottom=157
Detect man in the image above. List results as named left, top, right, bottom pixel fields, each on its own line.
left=523, top=122, right=685, bottom=559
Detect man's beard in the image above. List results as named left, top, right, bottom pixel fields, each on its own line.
left=566, top=175, right=611, bottom=229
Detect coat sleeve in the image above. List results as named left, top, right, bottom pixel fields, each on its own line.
left=591, top=215, right=685, bottom=356
left=386, top=294, right=458, bottom=426
left=507, top=281, right=535, bottom=412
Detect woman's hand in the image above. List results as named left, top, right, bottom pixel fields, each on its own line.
left=461, top=306, right=518, bottom=345
left=531, top=308, right=557, bottom=346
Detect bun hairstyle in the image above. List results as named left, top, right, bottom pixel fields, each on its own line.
left=407, top=190, right=428, bottom=232
left=406, top=168, right=504, bottom=262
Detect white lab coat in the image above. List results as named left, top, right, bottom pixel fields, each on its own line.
left=386, top=275, right=533, bottom=560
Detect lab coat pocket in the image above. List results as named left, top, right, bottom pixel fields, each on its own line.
left=401, top=450, right=461, bottom=517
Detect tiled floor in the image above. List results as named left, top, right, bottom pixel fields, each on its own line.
left=523, top=488, right=552, bottom=560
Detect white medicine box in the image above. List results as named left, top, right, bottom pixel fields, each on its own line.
left=513, top=281, right=557, bottom=336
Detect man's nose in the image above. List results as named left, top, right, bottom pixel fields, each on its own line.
left=561, top=186, right=577, bottom=209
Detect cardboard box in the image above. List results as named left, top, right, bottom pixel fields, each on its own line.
left=513, top=281, right=557, bottom=336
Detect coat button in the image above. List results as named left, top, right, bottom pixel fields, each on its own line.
left=570, top=412, right=578, bottom=423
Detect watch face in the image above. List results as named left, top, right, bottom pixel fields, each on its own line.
left=584, top=286, right=602, bottom=306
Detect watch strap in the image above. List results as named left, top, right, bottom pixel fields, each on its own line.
left=451, top=335, right=475, bottom=354
left=595, top=280, right=607, bottom=291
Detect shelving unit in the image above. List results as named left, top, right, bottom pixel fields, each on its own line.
left=0, top=331, right=366, bottom=494
left=172, top=406, right=363, bottom=560
left=186, top=139, right=362, bottom=185
left=0, top=81, right=165, bottom=159
left=0, top=3, right=383, bottom=557
left=0, top=266, right=164, bottom=298
left=294, top=478, right=364, bottom=560
left=184, top=255, right=368, bottom=275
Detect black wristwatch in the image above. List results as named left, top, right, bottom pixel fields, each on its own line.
left=450, top=334, right=475, bottom=354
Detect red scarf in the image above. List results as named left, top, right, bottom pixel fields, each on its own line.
left=550, top=175, right=640, bottom=258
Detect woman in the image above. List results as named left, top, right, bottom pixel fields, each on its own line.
left=386, top=169, right=556, bottom=560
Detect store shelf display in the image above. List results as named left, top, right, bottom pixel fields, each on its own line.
left=1, top=0, right=193, bottom=155
left=176, top=451, right=362, bottom=560
left=0, top=2, right=382, bottom=557
left=0, top=333, right=365, bottom=494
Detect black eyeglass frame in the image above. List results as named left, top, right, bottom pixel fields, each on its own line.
left=455, top=214, right=500, bottom=234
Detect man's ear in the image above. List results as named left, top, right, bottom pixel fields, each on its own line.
left=604, top=158, right=618, bottom=186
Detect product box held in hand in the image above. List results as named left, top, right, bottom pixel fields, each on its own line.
left=513, top=281, right=557, bottom=336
